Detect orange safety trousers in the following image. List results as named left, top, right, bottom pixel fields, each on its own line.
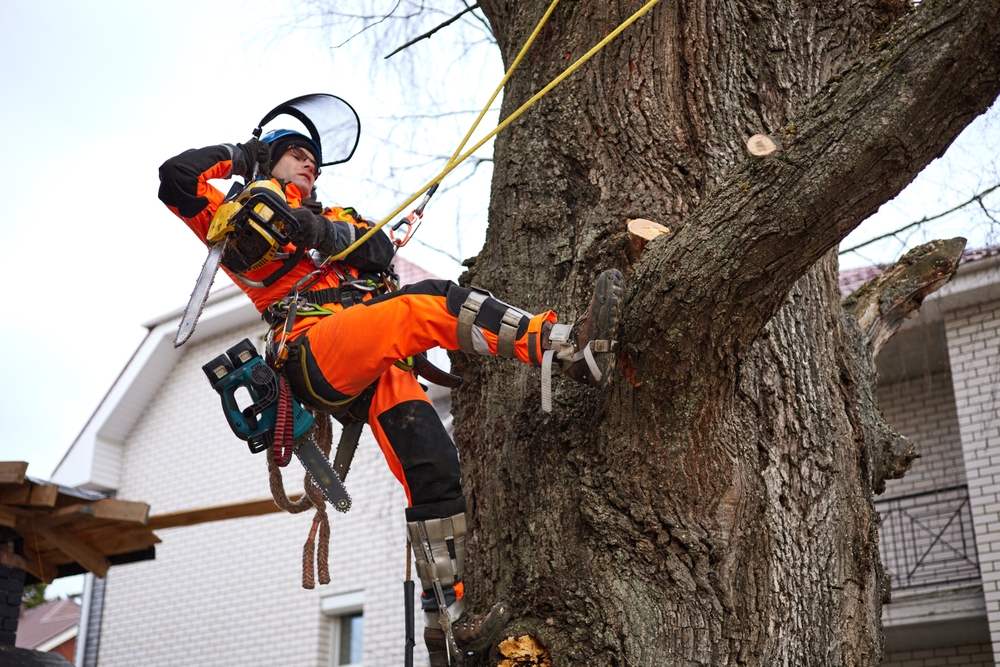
left=284, top=280, right=556, bottom=518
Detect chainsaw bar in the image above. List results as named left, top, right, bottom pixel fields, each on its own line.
left=175, top=242, right=224, bottom=347
left=295, top=438, right=352, bottom=513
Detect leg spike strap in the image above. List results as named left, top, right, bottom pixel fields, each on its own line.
left=583, top=343, right=603, bottom=383
left=540, top=324, right=610, bottom=412
left=407, top=513, right=468, bottom=592
left=457, top=290, right=490, bottom=355
left=497, top=309, right=523, bottom=359
left=541, top=350, right=555, bottom=413
left=541, top=324, right=573, bottom=413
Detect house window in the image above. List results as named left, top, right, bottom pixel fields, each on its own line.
left=335, top=612, right=363, bottom=666
left=322, top=591, right=364, bottom=667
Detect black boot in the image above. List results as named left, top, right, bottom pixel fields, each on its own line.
left=452, top=601, right=512, bottom=653
left=409, top=511, right=512, bottom=662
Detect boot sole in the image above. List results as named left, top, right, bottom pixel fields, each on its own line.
left=587, top=269, right=624, bottom=388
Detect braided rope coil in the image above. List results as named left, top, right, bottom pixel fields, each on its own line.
left=267, top=413, right=334, bottom=588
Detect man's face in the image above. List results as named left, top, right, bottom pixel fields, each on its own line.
left=271, top=146, right=317, bottom=196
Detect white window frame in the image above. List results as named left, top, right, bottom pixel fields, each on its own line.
left=322, top=591, right=365, bottom=667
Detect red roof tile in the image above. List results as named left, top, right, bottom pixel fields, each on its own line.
left=15, top=599, right=79, bottom=651
left=393, top=256, right=441, bottom=285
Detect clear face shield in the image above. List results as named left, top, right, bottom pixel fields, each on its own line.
left=256, top=93, right=361, bottom=169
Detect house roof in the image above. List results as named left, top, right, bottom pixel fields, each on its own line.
left=51, top=257, right=443, bottom=492
left=15, top=599, right=80, bottom=651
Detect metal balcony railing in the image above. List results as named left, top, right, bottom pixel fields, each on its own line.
left=875, top=484, right=980, bottom=590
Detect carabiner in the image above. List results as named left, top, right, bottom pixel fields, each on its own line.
left=390, top=210, right=422, bottom=247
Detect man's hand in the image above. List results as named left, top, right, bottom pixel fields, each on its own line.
left=288, top=207, right=394, bottom=269
left=288, top=207, right=326, bottom=249
left=234, top=138, right=270, bottom=179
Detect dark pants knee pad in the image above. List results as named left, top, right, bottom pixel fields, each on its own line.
left=378, top=400, right=463, bottom=506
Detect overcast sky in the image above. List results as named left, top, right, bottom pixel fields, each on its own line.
left=1, top=1, right=997, bottom=494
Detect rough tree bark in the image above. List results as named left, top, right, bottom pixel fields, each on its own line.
left=445, top=0, right=1000, bottom=665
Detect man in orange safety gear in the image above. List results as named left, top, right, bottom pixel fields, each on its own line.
left=159, top=129, right=623, bottom=665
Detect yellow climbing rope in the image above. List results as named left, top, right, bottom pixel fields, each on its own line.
left=444, top=0, right=561, bottom=168
left=328, top=0, right=663, bottom=262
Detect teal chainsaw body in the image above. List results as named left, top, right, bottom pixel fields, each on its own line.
left=202, top=339, right=314, bottom=453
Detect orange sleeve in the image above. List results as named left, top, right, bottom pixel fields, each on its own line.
left=158, top=144, right=236, bottom=242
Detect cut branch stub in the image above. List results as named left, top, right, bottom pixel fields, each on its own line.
left=842, top=237, right=967, bottom=356
left=498, top=635, right=552, bottom=667
left=626, top=218, right=670, bottom=264
left=745, top=134, right=777, bottom=157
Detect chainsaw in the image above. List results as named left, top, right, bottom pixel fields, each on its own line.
left=174, top=180, right=305, bottom=347
left=202, top=338, right=352, bottom=512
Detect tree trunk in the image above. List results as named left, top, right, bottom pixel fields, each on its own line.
left=446, top=0, right=1000, bottom=664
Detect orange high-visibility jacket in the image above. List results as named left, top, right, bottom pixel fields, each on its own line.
left=158, top=144, right=394, bottom=339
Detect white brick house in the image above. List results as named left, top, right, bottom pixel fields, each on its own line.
left=53, top=249, right=1000, bottom=667
left=845, top=248, right=1000, bottom=667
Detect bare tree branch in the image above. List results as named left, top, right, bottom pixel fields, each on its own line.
left=370, top=108, right=498, bottom=120
left=407, top=237, right=463, bottom=263
left=383, top=3, right=481, bottom=59
left=840, top=182, right=1000, bottom=254
left=460, top=0, right=493, bottom=34
left=332, top=0, right=406, bottom=49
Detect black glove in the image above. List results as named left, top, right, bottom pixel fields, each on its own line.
left=233, top=138, right=270, bottom=179
left=288, top=207, right=394, bottom=268
left=288, top=207, right=327, bottom=249
left=342, top=226, right=395, bottom=271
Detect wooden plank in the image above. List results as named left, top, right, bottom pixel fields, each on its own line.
left=37, top=527, right=110, bottom=578
left=90, top=498, right=150, bottom=524
left=24, top=483, right=59, bottom=507
left=29, top=504, right=93, bottom=530
left=0, top=482, right=59, bottom=507
left=147, top=496, right=301, bottom=530
left=69, top=525, right=161, bottom=557
left=0, top=506, right=16, bottom=529
left=28, top=499, right=149, bottom=533
left=0, top=462, right=28, bottom=484
left=17, top=543, right=58, bottom=583
left=0, top=484, right=31, bottom=505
